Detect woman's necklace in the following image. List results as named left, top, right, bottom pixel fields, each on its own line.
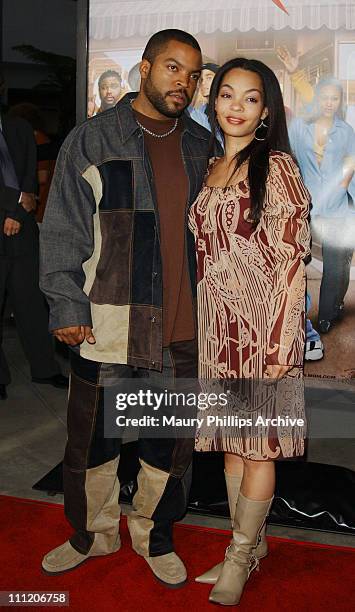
left=316, top=118, right=332, bottom=147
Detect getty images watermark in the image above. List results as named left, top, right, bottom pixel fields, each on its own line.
left=103, top=379, right=308, bottom=438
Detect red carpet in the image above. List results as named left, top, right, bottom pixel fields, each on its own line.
left=0, top=495, right=354, bottom=611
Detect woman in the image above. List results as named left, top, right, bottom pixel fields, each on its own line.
left=188, top=58, right=311, bottom=606
left=277, top=43, right=355, bottom=332
left=288, top=77, right=355, bottom=333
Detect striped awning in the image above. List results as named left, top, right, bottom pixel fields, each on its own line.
left=89, top=0, right=355, bottom=39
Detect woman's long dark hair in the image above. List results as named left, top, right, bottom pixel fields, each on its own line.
left=208, top=58, right=291, bottom=224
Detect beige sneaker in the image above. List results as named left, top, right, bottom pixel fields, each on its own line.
left=145, top=552, right=187, bottom=588
left=42, top=535, right=121, bottom=575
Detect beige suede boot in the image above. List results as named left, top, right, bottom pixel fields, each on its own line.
left=208, top=492, right=273, bottom=606
left=195, top=472, right=269, bottom=584
left=42, top=457, right=121, bottom=575
left=127, top=459, right=187, bottom=588
left=42, top=531, right=121, bottom=575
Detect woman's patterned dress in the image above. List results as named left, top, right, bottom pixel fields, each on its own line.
left=188, top=152, right=311, bottom=459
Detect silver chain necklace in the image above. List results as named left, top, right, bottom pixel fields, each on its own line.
left=135, top=116, right=178, bottom=139
left=131, top=101, right=178, bottom=138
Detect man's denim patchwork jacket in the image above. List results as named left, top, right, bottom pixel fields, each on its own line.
left=40, top=94, right=215, bottom=370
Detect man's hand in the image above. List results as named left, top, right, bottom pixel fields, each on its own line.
left=20, top=192, right=37, bottom=212
left=264, top=364, right=292, bottom=382
left=3, top=218, right=21, bottom=236
left=276, top=46, right=299, bottom=74
left=53, top=325, right=96, bottom=346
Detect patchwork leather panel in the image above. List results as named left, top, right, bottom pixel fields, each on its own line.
left=98, top=159, right=133, bottom=210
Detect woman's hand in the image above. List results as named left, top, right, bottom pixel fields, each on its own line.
left=264, top=364, right=292, bottom=381
left=341, top=156, right=355, bottom=189
left=276, top=46, right=299, bottom=74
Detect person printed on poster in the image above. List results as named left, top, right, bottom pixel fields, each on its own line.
left=278, top=46, right=355, bottom=335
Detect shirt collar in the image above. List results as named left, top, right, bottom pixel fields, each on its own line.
left=115, top=92, right=209, bottom=144
left=332, top=115, right=343, bottom=129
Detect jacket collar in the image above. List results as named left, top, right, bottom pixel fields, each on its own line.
left=115, top=92, right=209, bottom=144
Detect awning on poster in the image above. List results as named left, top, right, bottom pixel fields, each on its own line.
left=89, top=0, right=355, bottom=39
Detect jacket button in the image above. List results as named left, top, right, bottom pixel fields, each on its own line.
left=151, top=361, right=156, bottom=367
left=151, top=316, right=156, bottom=323
left=152, top=271, right=158, bottom=278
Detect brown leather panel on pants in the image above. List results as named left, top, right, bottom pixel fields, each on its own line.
left=64, top=339, right=197, bottom=556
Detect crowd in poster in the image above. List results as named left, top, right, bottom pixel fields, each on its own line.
left=87, top=0, right=355, bottom=380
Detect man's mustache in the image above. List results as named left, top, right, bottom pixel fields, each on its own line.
left=166, top=90, right=188, bottom=101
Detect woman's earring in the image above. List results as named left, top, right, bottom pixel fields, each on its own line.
left=254, top=119, right=267, bottom=141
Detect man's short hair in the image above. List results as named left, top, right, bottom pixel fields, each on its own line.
left=202, top=63, right=220, bottom=74
left=142, top=29, right=201, bottom=64
left=98, top=70, right=121, bottom=88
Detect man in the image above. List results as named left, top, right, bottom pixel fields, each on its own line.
left=97, top=69, right=122, bottom=112
left=0, top=72, right=67, bottom=399
left=188, top=62, right=219, bottom=131
left=40, top=29, right=218, bottom=587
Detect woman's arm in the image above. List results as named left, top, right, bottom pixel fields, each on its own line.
left=258, top=153, right=311, bottom=369
left=277, top=46, right=314, bottom=104
left=341, top=127, right=355, bottom=189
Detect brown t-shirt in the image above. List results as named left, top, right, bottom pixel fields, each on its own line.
left=133, top=109, right=195, bottom=346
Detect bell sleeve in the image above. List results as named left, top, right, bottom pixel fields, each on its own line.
left=259, top=153, right=311, bottom=367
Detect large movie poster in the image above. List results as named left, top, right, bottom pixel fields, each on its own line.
left=87, top=0, right=355, bottom=382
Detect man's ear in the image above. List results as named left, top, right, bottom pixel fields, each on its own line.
left=261, top=107, right=269, bottom=121
left=139, top=59, right=151, bottom=82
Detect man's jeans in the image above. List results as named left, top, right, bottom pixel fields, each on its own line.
left=64, top=339, right=197, bottom=558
